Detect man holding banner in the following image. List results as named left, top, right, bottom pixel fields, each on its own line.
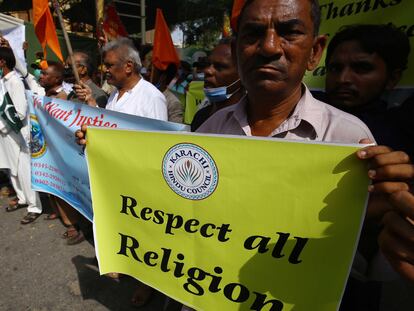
left=75, top=36, right=169, bottom=305
left=196, top=0, right=412, bottom=309
left=76, top=0, right=414, bottom=309
left=200, top=0, right=372, bottom=140
left=75, top=37, right=167, bottom=122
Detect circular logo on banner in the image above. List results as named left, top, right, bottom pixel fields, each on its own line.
left=30, top=115, right=47, bottom=158
left=162, top=143, right=218, bottom=200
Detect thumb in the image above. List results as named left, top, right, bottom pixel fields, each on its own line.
left=359, top=138, right=373, bottom=144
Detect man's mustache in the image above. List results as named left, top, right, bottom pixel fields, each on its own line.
left=331, top=86, right=358, bottom=96
left=253, top=58, right=287, bottom=72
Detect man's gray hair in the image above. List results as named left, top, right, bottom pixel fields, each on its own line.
left=102, top=37, right=142, bottom=73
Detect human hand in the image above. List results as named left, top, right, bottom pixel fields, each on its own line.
left=0, top=36, right=10, bottom=48
left=73, top=82, right=97, bottom=107
left=75, top=124, right=88, bottom=146
left=356, top=140, right=413, bottom=220
left=379, top=190, right=414, bottom=283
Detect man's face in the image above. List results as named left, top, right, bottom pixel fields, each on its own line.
left=325, top=40, right=389, bottom=108
left=204, top=44, right=238, bottom=89
left=103, top=50, right=128, bottom=88
left=236, top=0, right=321, bottom=100
left=65, top=54, right=87, bottom=78
left=39, top=66, right=60, bottom=89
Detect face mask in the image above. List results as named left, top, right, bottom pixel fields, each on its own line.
left=33, top=69, right=41, bottom=80
left=0, top=68, right=3, bottom=78
left=204, top=79, right=241, bottom=103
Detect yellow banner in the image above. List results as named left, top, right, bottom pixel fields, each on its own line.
left=87, top=129, right=370, bottom=311
left=184, top=81, right=205, bottom=125
left=305, top=0, right=414, bottom=89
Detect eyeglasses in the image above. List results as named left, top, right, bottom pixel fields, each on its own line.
left=104, top=62, right=122, bottom=69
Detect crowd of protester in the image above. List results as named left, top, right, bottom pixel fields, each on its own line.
left=1, top=0, right=414, bottom=310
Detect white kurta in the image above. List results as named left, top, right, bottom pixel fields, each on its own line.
left=0, top=71, right=27, bottom=175
left=0, top=70, right=41, bottom=213
left=106, top=78, right=168, bottom=121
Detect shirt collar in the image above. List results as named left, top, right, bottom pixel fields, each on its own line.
left=284, top=85, right=324, bottom=139
left=232, top=85, right=323, bottom=138
left=232, top=94, right=251, bottom=135
left=113, top=77, right=142, bottom=98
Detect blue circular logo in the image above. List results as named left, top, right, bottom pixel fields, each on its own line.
left=30, top=115, right=47, bottom=158
left=162, top=143, right=218, bottom=200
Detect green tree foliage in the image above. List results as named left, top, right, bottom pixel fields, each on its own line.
left=176, top=0, right=233, bottom=49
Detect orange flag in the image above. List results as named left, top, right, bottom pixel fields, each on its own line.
left=230, top=0, right=245, bottom=32
left=32, top=0, right=63, bottom=62
left=102, top=4, right=128, bottom=40
left=222, top=13, right=231, bottom=37
left=152, top=9, right=180, bottom=71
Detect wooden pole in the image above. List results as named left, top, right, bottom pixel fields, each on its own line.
left=95, top=0, right=104, bottom=86
left=52, top=0, right=81, bottom=85
left=140, top=0, right=146, bottom=45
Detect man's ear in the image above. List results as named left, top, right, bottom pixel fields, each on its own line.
left=125, top=60, right=133, bottom=74
left=307, top=35, right=327, bottom=71
left=385, top=69, right=402, bottom=90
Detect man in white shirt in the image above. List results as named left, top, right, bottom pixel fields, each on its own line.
left=75, top=38, right=167, bottom=121
left=0, top=47, right=42, bottom=224
left=75, top=2, right=413, bottom=309
left=197, top=1, right=413, bottom=310
left=75, top=37, right=167, bottom=306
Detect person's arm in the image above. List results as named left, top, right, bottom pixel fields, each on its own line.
left=8, top=75, right=27, bottom=120
left=379, top=190, right=414, bottom=283
left=166, top=93, right=184, bottom=123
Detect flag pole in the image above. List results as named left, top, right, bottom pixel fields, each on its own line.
left=52, top=0, right=81, bottom=85
left=95, top=0, right=105, bottom=86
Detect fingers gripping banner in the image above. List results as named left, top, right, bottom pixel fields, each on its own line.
left=28, top=92, right=188, bottom=221
left=87, top=129, right=370, bottom=311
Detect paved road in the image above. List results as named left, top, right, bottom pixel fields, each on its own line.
left=0, top=192, right=179, bottom=311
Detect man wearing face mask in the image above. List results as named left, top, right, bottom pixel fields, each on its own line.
left=191, top=37, right=244, bottom=131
